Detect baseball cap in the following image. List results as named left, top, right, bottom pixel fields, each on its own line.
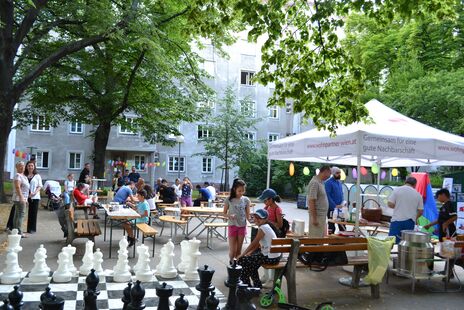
left=257, top=188, right=277, bottom=201
left=253, top=209, right=269, bottom=219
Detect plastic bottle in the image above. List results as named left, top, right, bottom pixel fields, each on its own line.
left=208, top=199, right=213, bottom=208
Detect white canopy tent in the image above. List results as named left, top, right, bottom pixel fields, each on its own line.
left=267, top=99, right=464, bottom=234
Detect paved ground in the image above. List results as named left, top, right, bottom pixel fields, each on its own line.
left=0, top=201, right=463, bottom=309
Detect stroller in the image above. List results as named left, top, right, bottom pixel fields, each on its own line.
left=44, top=180, right=63, bottom=211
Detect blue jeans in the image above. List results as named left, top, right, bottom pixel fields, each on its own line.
left=389, top=219, right=415, bottom=243
left=63, top=192, right=71, bottom=205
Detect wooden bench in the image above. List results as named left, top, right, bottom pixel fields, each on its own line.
left=159, top=215, right=187, bottom=243
left=262, top=237, right=379, bottom=304
left=204, top=222, right=228, bottom=249
left=65, top=206, right=101, bottom=246
left=136, top=223, right=158, bottom=257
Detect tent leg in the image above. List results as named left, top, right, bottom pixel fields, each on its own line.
left=266, top=159, right=271, bottom=188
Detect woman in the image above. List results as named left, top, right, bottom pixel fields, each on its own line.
left=12, top=161, right=30, bottom=237
left=63, top=173, right=76, bottom=206
left=237, top=209, right=281, bottom=288
left=112, top=171, right=122, bottom=192
left=26, top=161, right=42, bottom=234
left=258, top=188, right=283, bottom=230
left=72, top=183, right=99, bottom=219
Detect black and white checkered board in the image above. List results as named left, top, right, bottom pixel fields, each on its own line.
left=0, top=272, right=227, bottom=310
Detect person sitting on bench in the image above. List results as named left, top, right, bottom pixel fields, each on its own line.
left=193, top=184, right=212, bottom=206
left=237, top=209, right=281, bottom=288
left=72, top=183, right=99, bottom=219
left=122, top=189, right=150, bottom=247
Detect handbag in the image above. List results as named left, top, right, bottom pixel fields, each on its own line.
left=298, top=251, right=348, bottom=272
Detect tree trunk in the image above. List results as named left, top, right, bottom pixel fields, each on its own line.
left=0, top=97, right=14, bottom=202
left=93, top=122, right=111, bottom=178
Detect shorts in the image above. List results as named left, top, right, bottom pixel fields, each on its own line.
left=180, top=196, right=193, bottom=207
left=228, top=225, right=247, bottom=237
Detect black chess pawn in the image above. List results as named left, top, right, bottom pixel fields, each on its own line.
left=128, top=280, right=146, bottom=310
left=8, top=285, right=23, bottom=310
left=40, top=287, right=55, bottom=303
left=222, top=260, right=241, bottom=310
left=84, top=269, right=100, bottom=310
left=174, top=293, right=189, bottom=310
left=236, top=283, right=260, bottom=310
left=205, top=291, right=220, bottom=310
left=122, top=282, right=132, bottom=310
left=0, top=300, right=13, bottom=310
left=196, top=265, right=216, bottom=310
left=39, top=294, right=65, bottom=310
left=156, top=282, right=173, bottom=310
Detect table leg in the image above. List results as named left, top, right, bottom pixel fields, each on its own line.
left=109, top=219, right=113, bottom=259
left=194, top=214, right=213, bottom=238
left=133, top=220, right=136, bottom=258
left=84, top=208, right=88, bottom=220
left=104, top=213, right=107, bottom=241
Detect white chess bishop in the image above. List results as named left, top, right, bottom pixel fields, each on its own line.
left=29, top=245, right=51, bottom=283
left=177, top=240, right=190, bottom=273
left=113, top=238, right=131, bottom=283
left=184, top=238, right=201, bottom=281
left=154, top=239, right=177, bottom=279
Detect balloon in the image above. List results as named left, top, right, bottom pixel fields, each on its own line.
left=15, top=150, right=20, bottom=157
left=371, top=163, right=379, bottom=174
left=360, top=167, right=368, bottom=176
left=392, top=168, right=399, bottom=177
left=162, top=161, right=166, bottom=167
left=303, top=167, right=310, bottom=176
left=21, top=153, right=27, bottom=159
left=340, top=169, right=346, bottom=181
left=315, top=168, right=320, bottom=175
left=352, top=168, right=357, bottom=179
left=380, top=170, right=386, bottom=180
left=289, top=162, right=295, bottom=176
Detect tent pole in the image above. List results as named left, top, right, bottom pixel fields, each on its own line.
left=377, top=160, right=381, bottom=204
left=355, top=136, right=362, bottom=237
left=266, top=159, right=271, bottom=188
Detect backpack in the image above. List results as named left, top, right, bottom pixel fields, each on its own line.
left=269, top=206, right=290, bottom=238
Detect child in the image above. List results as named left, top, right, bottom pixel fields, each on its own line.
left=123, top=189, right=150, bottom=247
left=224, top=179, right=251, bottom=263
left=424, top=188, right=457, bottom=241
left=180, top=177, right=193, bottom=220
left=258, top=188, right=283, bottom=231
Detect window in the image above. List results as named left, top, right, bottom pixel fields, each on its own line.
left=35, top=151, right=49, bottom=169
left=31, top=116, right=50, bottom=132
left=119, top=117, right=136, bottom=134
left=197, top=125, right=212, bottom=140
left=69, top=121, right=83, bottom=134
left=168, top=155, right=185, bottom=173
left=240, top=100, right=256, bottom=118
left=134, top=155, right=146, bottom=171
left=202, top=157, right=213, bottom=173
left=245, top=132, right=256, bottom=141
left=68, top=152, right=82, bottom=170
left=240, top=70, right=255, bottom=86
left=268, top=133, right=280, bottom=142
left=269, top=106, right=279, bottom=119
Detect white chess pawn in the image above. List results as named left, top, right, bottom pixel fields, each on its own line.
left=184, top=238, right=201, bottom=281
left=160, top=239, right=177, bottom=279
left=93, top=248, right=104, bottom=274
left=63, top=245, right=77, bottom=275
left=113, top=237, right=132, bottom=283
left=133, top=244, right=149, bottom=274
left=1, top=249, right=22, bottom=284
left=8, top=229, right=23, bottom=253
left=79, top=240, right=94, bottom=276
left=53, top=251, right=72, bottom=282
left=135, top=252, right=153, bottom=282
left=29, top=245, right=50, bottom=283
left=177, top=240, right=191, bottom=273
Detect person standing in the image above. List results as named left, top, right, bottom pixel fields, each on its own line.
left=205, top=182, right=216, bottom=201
left=324, top=167, right=345, bottom=234
left=388, top=176, right=424, bottom=243
left=307, top=165, right=331, bottom=237
left=26, top=161, right=42, bottom=234
left=128, top=166, right=141, bottom=183
left=63, top=173, right=76, bottom=206
left=12, top=161, right=30, bottom=237
left=173, top=178, right=182, bottom=199
left=424, top=188, right=457, bottom=241
left=78, top=162, right=91, bottom=183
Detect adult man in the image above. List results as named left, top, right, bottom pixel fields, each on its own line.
left=159, top=179, right=177, bottom=203
left=128, top=166, right=141, bottom=183
left=194, top=184, right=212, bottom=206
left=78, top=163, right=91, bottom=183
left=324, top=167, right=345, bottom=234
left=307, top=165, right=331, bottom=237
left=205, top=182, right=216, bottom=201
left=154, top=178, right=162, bottom=194
left=388, top=177, right=423, bottom=243
left=113, top=181, right=136, bottom=204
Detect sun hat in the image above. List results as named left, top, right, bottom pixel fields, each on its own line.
left=257, top=188, right=277, bottom=201
left=253, top=209, right=269, bottom=219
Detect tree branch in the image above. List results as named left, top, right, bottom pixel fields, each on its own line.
left=159, top=6, right=190, bottom=25
left=13, top=0, right=48, bottom=54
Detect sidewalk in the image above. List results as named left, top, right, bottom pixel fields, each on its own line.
left=0, top=202, right=463, bottom=309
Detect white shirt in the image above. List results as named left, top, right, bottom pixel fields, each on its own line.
left=28, top=174, right=43, bottom=200
left=206, top=185, right=216, bottom=201
left=44, top=180, right=61, bottom=197
left=388, top=185, right=423, bottom=222
left=64, top=180, right=76, bottom=193
left=173, top=184, right=182, bottom=198
left=259, top=224, right=280, bottom=258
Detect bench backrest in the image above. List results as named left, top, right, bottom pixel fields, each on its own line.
left=270, top=237, right=368, bottom=254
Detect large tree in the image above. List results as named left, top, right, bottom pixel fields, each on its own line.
left=0, top=0, right=239, bottom=201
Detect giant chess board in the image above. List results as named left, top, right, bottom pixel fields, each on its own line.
left=0, top=272, right=227, bottom=310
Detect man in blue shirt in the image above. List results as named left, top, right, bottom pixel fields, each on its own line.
left=128, top=166, right=141, bottom=183
left=193, top=184, right=212, bottom=206
left=325, top=167, right=345, bottom=234
left=113, top=181, right=136, bottom=204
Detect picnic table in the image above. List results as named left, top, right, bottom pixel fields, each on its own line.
left=328, top=219, right=390, bottom=236
left=180, top=206, right=225, bottom=237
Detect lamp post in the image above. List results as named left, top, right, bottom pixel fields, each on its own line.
left=175, top=135, right=184, bottom=179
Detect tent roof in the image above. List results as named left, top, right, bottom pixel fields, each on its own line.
left=268, top=99, right=464, bottom=167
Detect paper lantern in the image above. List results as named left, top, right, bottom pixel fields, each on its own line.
left=360, top=167, right=368, bottom=176
left=315, top=168, right=320, bottom=175
left=352, top=168, right=357, bottom=179
left=15, top=150, right=20, bottom=157
left=340, top=169, right=346, bottom=181
left=380, top=170, right=386, bottom=180
left=392, top=168, right=399, bottom=177
left=303, top=167, right=310, bottom=176
left=21, top=153, right=27, bottom=159
left=371, top=163, right=379, bottom=174
left=289, top=162, right=295, bottom=176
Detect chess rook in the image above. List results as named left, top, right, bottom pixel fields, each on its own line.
left=156, top=282, right=173, bottom=310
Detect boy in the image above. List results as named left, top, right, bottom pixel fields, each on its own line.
left=424, top=188, right=457, bottom=241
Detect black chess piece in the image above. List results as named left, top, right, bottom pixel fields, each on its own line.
left=156, top=282, right=173, bottom=310
left=236, top=283, right=260, bottom=310
left=8, top=285, right=23, bottom=310
left=205, top=291, right=220, bottom=310
left=128, top=280, right=146, bottom=310
left=174, top=293, right=189, bottom=310
left=0, top=300, right=13, bottom=310
left=39, top=294, right=65, bottom=310
left=84, top=269, right=100, bottom=310
left=196, top=265, right=215, bottom=310
left=122, top=282, right=132, bottom=310
left=40, top=287, right=55, bottom=303
left=222, top=260, right=241, bottom=310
